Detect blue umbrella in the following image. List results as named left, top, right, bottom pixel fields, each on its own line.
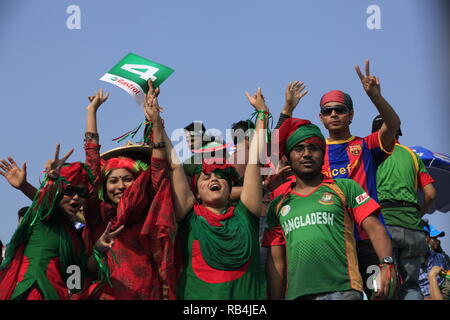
left=410, top=146, right=450, bottom=213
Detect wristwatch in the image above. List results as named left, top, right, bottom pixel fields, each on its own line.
left=382, top=256, right=395, bottom=265
left=152, top=141, right=166, bottom=149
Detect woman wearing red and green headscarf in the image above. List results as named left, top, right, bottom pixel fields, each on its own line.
left=0, top=145, right=121, bottom=299
left=80, top=85, right=176, bottom=300
left=156, top=88, right=270, bottom=299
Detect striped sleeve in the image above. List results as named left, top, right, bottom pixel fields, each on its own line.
left=338, top=179, right=381, bottom=227
left=365, top=131, right=394, bottom=166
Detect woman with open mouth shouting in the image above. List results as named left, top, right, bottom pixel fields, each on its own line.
left=0, top=145, right=123, bottom=299
left=153, top=86, right=270, bottom=299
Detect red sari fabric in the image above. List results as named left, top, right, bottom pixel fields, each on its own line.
left=80, top=143, right=176, bottom=300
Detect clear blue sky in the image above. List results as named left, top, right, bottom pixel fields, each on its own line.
left=1, top=0, right=449, bottom=252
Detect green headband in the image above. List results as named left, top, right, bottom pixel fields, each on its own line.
left=285, top=124, right=325, bottom=155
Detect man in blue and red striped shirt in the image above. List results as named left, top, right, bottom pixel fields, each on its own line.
left=318, top=60, right=401, bottom=297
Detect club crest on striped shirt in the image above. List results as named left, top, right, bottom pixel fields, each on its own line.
left=319, top=192, right=334, bottom=205
left=349, top=144, right=362, bottom=156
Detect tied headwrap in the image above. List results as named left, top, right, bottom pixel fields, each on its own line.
left=0, top=162, right=93, bottom=295
left=60, top=162, right=95, bottom=188
left=99, top=156, right=148, bottom=202
left=191, top=159, right=240, bottom=194
left=320, top=90, right=353, bottom=110
left=278, top=118, right=326, bottom=158
left=31, top=162, right=95, bottom=225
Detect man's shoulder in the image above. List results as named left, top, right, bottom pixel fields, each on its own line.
left=331, top=177, right=359, bottom=189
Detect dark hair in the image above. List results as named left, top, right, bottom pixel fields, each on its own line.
left=231, top=120, right=255, bottom=145
left=17, top=206, right=29, bottom=220
left=371, top=115, right=402, bottom=136
left=184, top=121, right=206, bottom=133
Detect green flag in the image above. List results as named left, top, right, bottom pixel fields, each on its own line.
left=100, top=53, right=174, bottom=105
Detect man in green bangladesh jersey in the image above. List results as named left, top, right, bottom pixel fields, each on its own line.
left=372, top=115, right=436, bottom=300
left=263, top=117, right=397, bottom=300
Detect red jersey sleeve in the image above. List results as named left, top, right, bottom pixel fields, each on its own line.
left=365, top=131, right=394, bottom=166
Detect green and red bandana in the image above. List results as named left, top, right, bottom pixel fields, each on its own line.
left=99, top=157, right=148, bottom=201
left=278, top=118, right=326, bottom=157
left=102, top=156, right=148, bottom=175
left=60, top=162, right=95, bottom=187
left=320, top=90, right=353, bottom=110
left=192, top=159, right=240, bottom=193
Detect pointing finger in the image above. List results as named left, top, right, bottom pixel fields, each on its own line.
left=355, top=65, right=364, bottom=80
left=365, top=59, right=370, bottom=76
left=54, top=144, right=61, bottom=162
left=147, top=79, right=155, bottom=95
left=110, top=225, right=125, bottom=238
left=61, top=148, right=74, bottom=164
left=104, top=221, right=112, bottom=235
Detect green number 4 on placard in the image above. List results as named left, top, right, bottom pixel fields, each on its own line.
left=121, top=64, right=160, bottom=81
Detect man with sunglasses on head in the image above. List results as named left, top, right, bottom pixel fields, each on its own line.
left=318, top=60, right=401, bottom=298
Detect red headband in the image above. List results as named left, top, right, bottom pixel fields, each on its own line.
left=60, top=162, right=91, bottom=186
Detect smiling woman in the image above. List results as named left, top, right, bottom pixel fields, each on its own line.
left=77, top=85, right=177, bottom=300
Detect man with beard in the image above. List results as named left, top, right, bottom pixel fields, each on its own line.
left=263, top=118, right=397, bottom=300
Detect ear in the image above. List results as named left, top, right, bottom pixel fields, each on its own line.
left=284, top=154, right=291, bottom=165
left=349, top=110, right=354, bottom=122
left=319, top=113, right=325, bottom=124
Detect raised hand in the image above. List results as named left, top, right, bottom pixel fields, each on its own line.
left=429, top=266, right=444, bottom=278
left=263, top=165, right=293, bottom=192
left=283, top=81, right=308, bottom=116
left=94, top=222, right=124, bottom=252
left=355, top=59, right=381, bottom=99
left=143, top=80, right=163, bottom=122
left=87, top=88, right=109, bottom=112
left=44, top=144, right=74, bottom=180
left=0, top=157, right=27, bottom=189
left=147, top=79, right=160, bottom=98
left=245, top=87, right=269, bottom=112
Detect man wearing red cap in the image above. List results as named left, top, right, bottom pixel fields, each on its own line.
left=317, top=60, right=401, bottom=297
left=263, top=118, right=397, bottom=300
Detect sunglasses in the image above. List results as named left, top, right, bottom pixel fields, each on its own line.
left=320, top=105, right=349, bottom=116
left=64, top=185, right=90, bottom=198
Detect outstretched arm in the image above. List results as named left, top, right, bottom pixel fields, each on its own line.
left=0, top=157, right=37, bottom=200
left=144, top=80, right=195, bottom=222
left=85, top=89, right=109, bottom=144
left=241, top=88, right=269, bottom=216
left=143, top=81, right=165, bottom=160
left=355, top=60, right=400, bottom=151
